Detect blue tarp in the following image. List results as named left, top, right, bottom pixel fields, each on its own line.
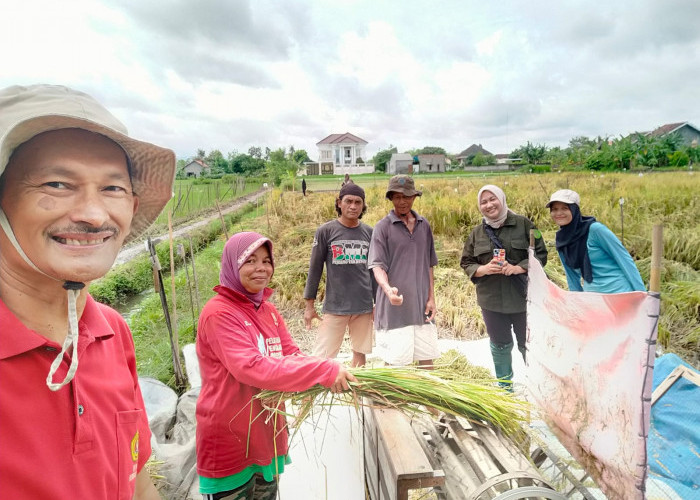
left=648, top=353, right=700, bottom=499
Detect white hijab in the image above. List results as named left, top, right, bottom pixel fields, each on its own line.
left=477, top=184, right=510, bottom=228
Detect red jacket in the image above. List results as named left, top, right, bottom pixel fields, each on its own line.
left=196, top=286, right=340, bottom=478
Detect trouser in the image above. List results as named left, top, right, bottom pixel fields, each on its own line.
left=203, top=474, right=278, bottom=500
left=481, top=309, right=527, bottom=390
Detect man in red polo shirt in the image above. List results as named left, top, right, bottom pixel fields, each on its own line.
left=0, top=85, right=175, bottom=499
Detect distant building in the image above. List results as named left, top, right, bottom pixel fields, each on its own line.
left=305, top=132, right=375, bottom=175
left=183, top=159, right=209, bottom=178
left=646, top=122, right=700, bottom=147
left=494, top=154, right=510, bottom=165
left=456, top=144, right=493, bottom=166
left=415, top=154, right=446, bottom=173
left=387, top=153, right=414, bottom=174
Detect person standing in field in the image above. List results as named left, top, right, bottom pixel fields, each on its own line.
left=303, top=183, right=376, bottom=366
left=547, top=189, right=645, bottom=293
left=461, top=185, right=548, bottom=390
left=0, top=84, right=174, bottom=499
left=196, top=232, right=356, bottom=500
left=368, top=175, right=439, bottom=367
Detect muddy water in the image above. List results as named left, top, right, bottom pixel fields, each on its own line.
left=113, top=289, right=153, bottom=322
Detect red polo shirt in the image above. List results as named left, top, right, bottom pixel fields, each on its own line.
left=0, top=295, right=152, bottom=499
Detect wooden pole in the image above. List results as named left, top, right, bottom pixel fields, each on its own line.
left=619, top=197, right=625, bottom=244
left=188, top=236, right=201, bottom=315
left=215, top=200, right=229, bottom=240
left=147, top=237, right=184, bottom=388
left=266, top=191, right=271, bottom=234
left=168, top=211, right=186, bottom=388
left=649, top=224, right=663, bottom=293
left=177, top=244, right=197, bottom=330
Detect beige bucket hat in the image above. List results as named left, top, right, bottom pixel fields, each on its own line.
left=0, top=84, right=176, bottom=242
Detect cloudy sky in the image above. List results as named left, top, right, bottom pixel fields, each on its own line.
left=3, top=0, right=699, bottom=160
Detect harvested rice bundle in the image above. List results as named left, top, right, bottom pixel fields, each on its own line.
left=435, top=349, right=494, bottom=380
left=256, top=364, right=528, bottom=438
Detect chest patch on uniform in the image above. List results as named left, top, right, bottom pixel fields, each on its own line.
left=130, top=431, right=139, bottom=462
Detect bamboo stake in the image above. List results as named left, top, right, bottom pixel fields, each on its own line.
left=215, top=200, right=229, bottom=240
left=188, top=236, right=201, bottom=315
left=168, top=211, right=186, bottom=388
left=147, top=237, right=184, bottom=387
left=177, top=243, right=196, bottom=330
left=619, top=197, right=625, bottom=244
left=649, top=224, right=663, bottom=293
left=266, top=191, right=271, bottom=234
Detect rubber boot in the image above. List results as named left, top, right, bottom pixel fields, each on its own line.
left=490, top=342, right=514, bottom=392
left=518, top=344, right=527, bottom=364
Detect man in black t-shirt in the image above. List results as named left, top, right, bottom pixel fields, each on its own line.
left=303, top=183, right=376, bottom=366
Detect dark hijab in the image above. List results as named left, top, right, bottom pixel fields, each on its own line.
left=555, top=204, right=597, bottom=283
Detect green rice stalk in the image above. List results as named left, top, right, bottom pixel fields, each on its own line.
left=255, top=364, right=529, bottom=439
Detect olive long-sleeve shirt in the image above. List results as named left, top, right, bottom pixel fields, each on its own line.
left=460, top=212, right=548, bottom=314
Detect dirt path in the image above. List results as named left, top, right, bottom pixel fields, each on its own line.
left=114, top=188, right=268, bottom=266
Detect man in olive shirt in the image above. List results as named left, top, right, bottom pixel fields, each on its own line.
left=368, top=175, right=439, bottom=367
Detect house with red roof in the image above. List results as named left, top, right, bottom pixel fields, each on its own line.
left=645, top=122, right=700, bottom=146
left=305, top=132, right=374, bottom=175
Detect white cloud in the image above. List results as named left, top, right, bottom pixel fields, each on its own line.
left=1, top=0, right=698, bottom=158
left=476, top=30, right=503, bottom=57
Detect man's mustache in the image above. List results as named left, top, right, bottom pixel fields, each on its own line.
left=49, top=225, right=120, bottom=236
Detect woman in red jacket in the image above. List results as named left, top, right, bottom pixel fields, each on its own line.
left=196, top=231, right=355, bottom=500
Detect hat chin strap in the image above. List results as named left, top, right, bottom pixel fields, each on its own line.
left=0, top=208, right=84, bottom=391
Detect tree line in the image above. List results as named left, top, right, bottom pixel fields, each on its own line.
left=370, top=132, right=698, bottom=172
left=179, top=130, right=698, bottom=183
left=177, top=147, right=312, bottom=185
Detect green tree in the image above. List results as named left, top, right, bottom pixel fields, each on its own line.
left=372, top=145, right=398, bottom=173
left=204, top=149, right=228, bottom=177
left=609, top=136, right=635, bottom=170
left=292, top=149, right=311, bottom=164
left=415, top=146, right=447, bottom=155
left=545, top=147, right=567, bottom=169
left=230, top=154, right=265, bottom=175
left=266, top=147, right=301, bottom=187
left=248, top=146, right=263, bottom=159
left=471, top=152, right=487, bottom=166
left=512, top=142, right=547, bottom=165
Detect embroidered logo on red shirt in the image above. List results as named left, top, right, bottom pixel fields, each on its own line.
left=130, top=431, right=140, bottom=462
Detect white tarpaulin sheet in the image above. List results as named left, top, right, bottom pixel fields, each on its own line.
left=526, top=249, right=659, bottom=500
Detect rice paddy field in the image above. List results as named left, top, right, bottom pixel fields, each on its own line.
left=127, top=170, right=699, bottom=386
left=151, top=176, right=264, bottom=230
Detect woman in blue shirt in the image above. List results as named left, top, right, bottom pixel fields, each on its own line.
left=547, top=189, right=645, bottom=293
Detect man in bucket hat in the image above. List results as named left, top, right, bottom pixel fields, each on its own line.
left=0, top=84, right=174, bottom=499
left=368, top=175, right=439, bottom=367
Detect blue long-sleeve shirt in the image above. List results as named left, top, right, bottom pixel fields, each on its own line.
left=559, top=222, right=646, bottom=293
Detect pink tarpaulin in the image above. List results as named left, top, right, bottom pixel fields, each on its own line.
left=526, top=249, right=659, bottom=500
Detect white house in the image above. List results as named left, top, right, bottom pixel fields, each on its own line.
left=387, top=153, right=414, bottom=174
left=307, top=132, right=375, bottom=175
